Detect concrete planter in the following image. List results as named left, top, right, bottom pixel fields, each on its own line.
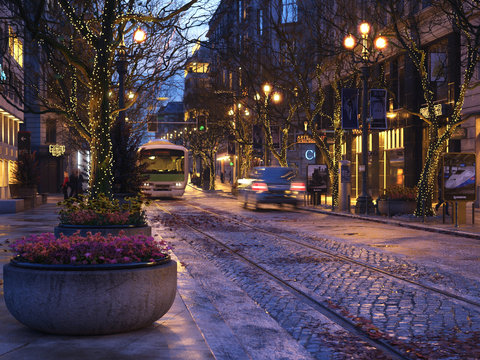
left=377, top=199, right=416, bottom=216
left=3, top=258, right=177, bottom=335
left=54, top=224, right=152, bottom=238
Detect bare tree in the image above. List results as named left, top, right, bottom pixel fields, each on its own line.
left=1, top=0, right=209, bottom=197
left=377, top=0, right=480, bottom=215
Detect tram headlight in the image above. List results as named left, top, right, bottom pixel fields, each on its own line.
left=175, top=183, right=182, bottom=187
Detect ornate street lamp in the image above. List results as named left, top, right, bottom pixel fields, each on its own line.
left=344, top=22, right=387, bottom=214
left=261, top=83, right=281, bottom=166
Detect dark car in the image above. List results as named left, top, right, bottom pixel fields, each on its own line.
left=238, top=167, right=305, bottom=210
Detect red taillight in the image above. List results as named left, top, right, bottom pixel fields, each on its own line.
left=290, top=182, right=306, bottom=191
left=252, top=182, right=268, bottom=191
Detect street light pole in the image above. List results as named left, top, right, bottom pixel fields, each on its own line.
left=116, top=40, right=128, bottom=133
left=356, top=63, right=374, bottom=214
left=344, top=22, right=386, bottom=215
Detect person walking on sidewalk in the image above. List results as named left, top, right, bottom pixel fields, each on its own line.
left=435, top=168, right=450, bottom=215
left=61, top=171, right=69, bottom=199
left=69, top=169, right=79, bottom=198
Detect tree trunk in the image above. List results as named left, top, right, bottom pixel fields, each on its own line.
left=415, top=142, right=443, bottom=216
left=87, top=0, right=114, bottom=199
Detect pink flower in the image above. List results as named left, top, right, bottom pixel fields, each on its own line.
left=10, top=231, right=170, bottom=266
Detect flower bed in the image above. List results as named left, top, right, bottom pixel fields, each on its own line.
left=4, top=230, right=176, bottom=335
left=57, top=193, right=149, bottom=226
left=378, top=186, right=417, bottom=201
left=10, top=231, right=171, bottom=266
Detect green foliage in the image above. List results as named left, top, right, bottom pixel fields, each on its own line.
left=57, top=193, right=150, bottom=226
left=11, top=151, right=42, bottom=187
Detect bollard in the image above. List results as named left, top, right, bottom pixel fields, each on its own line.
left=455, top=202, right=458, bottom=227
left=473, top=202, right=475, bottom=224
left=443, top=203, right=445, bottom=224
left=422, top=200, right=425, bottom=223
left=347, top=195, right=351, bottom=213
left=388, top=198, right=391, bottom=218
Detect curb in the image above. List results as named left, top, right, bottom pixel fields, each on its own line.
left=301, top=206, right=480, bottom=240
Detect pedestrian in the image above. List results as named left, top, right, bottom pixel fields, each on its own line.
left=77, top=169, right=85, bottom=195
left=61, top=171, right=69, bottom=199
left=220, top=171, right=224, bottom=183
left=435, top=168, right=449, bottom=215
left=69, top=169, right=79, bottom=198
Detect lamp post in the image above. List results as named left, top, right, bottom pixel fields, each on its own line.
left=229, top=102, right=247, bottom=184
left=344, top=22, right=387, bottom=214
left=261, top=84, right=281, bottom=166
left=116, top=28, right=146, bottom=132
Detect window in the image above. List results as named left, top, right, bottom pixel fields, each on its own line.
left=429, top=42, right=448, bottom=100
left=257, top=9, right=263, bottom=35
left=282, top=0, right=298, bottom=23
left=8, top=26, right=23, bottom=67
left=281, top=41, right=295, bottom=67
left=45, top=118, right=57, bottom=144
left=388, top=56, right=405, bottom=110
left=238, top=0, right=243, bottom=22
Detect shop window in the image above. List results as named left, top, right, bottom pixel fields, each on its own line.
left=0, top=160, right=3, bottom=187
left=383, top=128, right=404, bottom=150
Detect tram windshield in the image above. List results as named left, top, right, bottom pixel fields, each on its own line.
left=141, top=149, right=185, bottom=174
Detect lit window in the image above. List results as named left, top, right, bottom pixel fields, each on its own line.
left=258, top=9, right=263, bottom=35
left=9, top=26, right=23, bottom=67
left=282, top=0, right=298, bottom=23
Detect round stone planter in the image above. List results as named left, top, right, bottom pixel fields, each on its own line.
left=3, top=258, right=177, bottom=335
left=54, top=224, right=152, bottom=238
left=377, top=199, right=416, bottom=216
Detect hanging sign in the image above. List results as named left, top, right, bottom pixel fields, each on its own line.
left=49, top=144, right=65, bottom=157
left=341, top=88, right=359, bottom=129
left=369, top=89, right=387, bottom=129
left=297, top=134, right=315, bottom=143
left=18, top=131, right=31, bottom=155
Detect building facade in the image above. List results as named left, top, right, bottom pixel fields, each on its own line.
left=206, top=0, right=476, bottom=204
left=0, top=8, right=24, bottom=199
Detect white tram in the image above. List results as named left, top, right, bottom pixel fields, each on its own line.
left=139, top=140, right=189, bottom=197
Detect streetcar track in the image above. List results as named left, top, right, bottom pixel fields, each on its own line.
left=181, top=201, right=480, bottom=309
left=154, top=201, right=410, bottom=360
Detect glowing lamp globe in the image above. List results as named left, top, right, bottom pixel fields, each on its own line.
left=133, top=28, right=146, bottom=43
left=375, top=36, right=387, bottom=50
left=344, top=35, right=355, bottom=49
left=359, top=22, right=370, bottom=35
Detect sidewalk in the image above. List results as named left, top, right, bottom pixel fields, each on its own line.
left=0, top=195, right=218, bottom=360
left=0, top=193, right=309, bottom=360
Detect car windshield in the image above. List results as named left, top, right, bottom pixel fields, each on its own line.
left=254, top=168, right=296, bottom=182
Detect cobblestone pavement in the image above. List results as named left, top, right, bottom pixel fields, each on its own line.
left=148, top=197, right=480, bottom=359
